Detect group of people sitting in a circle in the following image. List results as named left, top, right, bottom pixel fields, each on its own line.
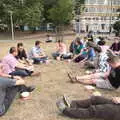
left=56, top=36, right=120, bottom=120
left=0, top=35, right=120, bottom=120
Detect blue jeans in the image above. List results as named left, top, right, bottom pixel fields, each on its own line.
left=10, top=69, right=33, bottom=77
left=32, top=57, right=48, bottom=64
left=52, top=53, right=72, bottom=60
left=52, top=53, right=60, bottom=59
left=0, top=85, right=31, bottom=116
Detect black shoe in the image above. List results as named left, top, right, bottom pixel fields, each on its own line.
left=27, top=86, right=35, bottom=92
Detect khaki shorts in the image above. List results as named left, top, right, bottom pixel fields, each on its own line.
left=93, top=78, right=115, bottom=90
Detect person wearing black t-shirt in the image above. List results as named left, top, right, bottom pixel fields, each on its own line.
left=17, top=43, right=33, bottom=65
left=107, top=57, right=120, bottom=89
left=110, top=38, right=120, bottom=55
left=68, top=56, right=120, bottom=90
left=17, top=43, right=27, bottom=60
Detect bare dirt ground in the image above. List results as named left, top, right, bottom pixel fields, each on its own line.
left=0, top=35, right=119, bottom=120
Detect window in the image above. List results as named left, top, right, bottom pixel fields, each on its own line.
left=97, top=0, right=105, bottom=5
left=101, top=24, right=105, bottom=30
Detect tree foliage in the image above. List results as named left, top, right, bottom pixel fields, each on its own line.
left=42, top=0, right=58, bottom=22
left=48, top=0, right=73, bottom=26
left=74, top=0, right=85, bottom=15
left=0, top=0, right=85, bottom=32
left=0, top=0, right=43, bottom=30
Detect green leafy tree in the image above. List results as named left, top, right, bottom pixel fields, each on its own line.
left=49, top=0, right=73, bottom=25
left=48, top=0, right=73, bottom=40
left=74, top=0, right=85, bottom=15
left=22, top=0, right=43, bottom=32
left=42, top=0, right=58, bottom=22
left=0, top=0, right=43, bottom=32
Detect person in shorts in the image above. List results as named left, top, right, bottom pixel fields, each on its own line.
left=68, top=55, right=120, bottom=90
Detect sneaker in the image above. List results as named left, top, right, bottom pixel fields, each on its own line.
left=56, top=98, right=66, bottom=113
left=27, top=86, right=35, bottom=92
left=63, top=95, right=71, bottom=107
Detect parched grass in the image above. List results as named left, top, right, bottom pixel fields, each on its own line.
left=0, top=36, right=119, bottom=120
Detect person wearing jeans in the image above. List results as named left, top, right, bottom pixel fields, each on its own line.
left=9, top=68, right=33, bottom=77
left=56, top=96, right=120, bottom=120
left=2, top=47, right=38, bottom=77
left=32, top=57, right=48, bottom=64
left=29, top=41, right=48, bottom=64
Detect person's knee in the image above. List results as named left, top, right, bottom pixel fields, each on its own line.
left=16, top=79, right=25, bottom=85
left=91, top=96, right=106, bottom=104
left=33, top=58, right=40, bottom=64
left=20, top=71, right=29, bottom=77
left=91, top=96, right=101, bottom=101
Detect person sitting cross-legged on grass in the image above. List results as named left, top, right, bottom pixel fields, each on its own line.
left=73, top=41, right=96, bottom=63
left=0, top=74, right=35, bottom=116
left=16, top=43, right=33, bottom=65
left=2, top=47, right=40, bottom=77
left=52, top=40, right=72, bottom=60
left=68, top=55, right=120, bottom=90
left=56, top=95, right=120, bottom=120
left=29, top=41, right=48, bottom=64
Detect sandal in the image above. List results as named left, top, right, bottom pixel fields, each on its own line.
left=67, top=72, right=77, bottom=83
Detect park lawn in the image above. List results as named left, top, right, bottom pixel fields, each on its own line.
left=0, top=35, right=119, bottom=120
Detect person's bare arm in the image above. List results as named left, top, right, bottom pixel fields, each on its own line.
left=18, top=59, right=26, bottom=64
left=0, top=72, right=12, bottom=78
left=73, top=53, right=82, bottom=60
left=0, top=64, right=12, bottom=78
left=16, top=62, right=27, bottom=70
left=114, top=51, right=120, bottom=55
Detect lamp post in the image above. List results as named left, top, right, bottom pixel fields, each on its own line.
left=9, top=11, right=14, bottom=41
left=109, top=0, right=113, bottom=35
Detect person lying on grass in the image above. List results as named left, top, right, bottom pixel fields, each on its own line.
left=0, top=76, right=35, bottom=116
left=56, top=95, right=120, bottom=120
left=68, top=55, right=120, bottom=90
left=2, top=47, right=40, bottom=77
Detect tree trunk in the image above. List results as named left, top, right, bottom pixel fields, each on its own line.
left=55, top=25, right=64, bottom=42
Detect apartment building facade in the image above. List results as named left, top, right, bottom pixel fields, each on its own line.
left=74, top=0, right=120, bottom=33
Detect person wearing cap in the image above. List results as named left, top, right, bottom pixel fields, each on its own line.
left=56, top=95, right=120, bottom=120
left=29, top=41, right=48, bottom=64
left=68, top=55, right=120, bottom=90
